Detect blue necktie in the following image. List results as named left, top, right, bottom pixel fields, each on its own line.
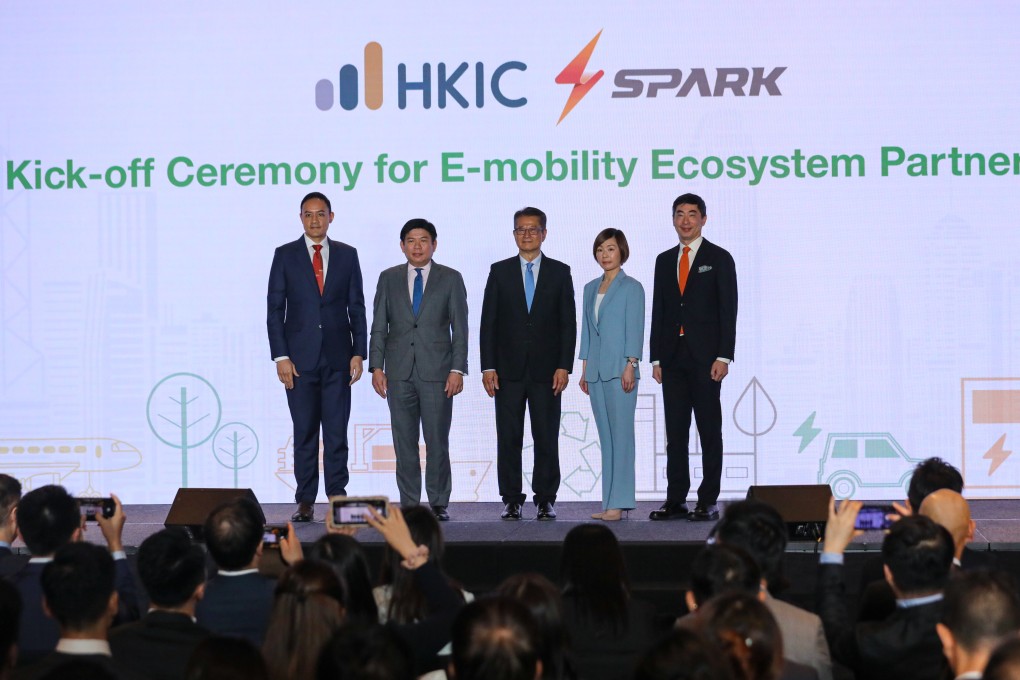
left=412, top=268, right=423, bottom=316
left=525, top=262, right=535, bottom=312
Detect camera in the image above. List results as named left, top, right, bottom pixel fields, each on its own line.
left=77, top=497, right=116, bottom=522
left=327, top=496, right=388, bottom=529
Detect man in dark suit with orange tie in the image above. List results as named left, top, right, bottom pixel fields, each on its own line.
left=480, top=207, right=576, bottom=521
left=267, top=192, right=367, bottom=522
left=649, top=193, right=737, bottom=522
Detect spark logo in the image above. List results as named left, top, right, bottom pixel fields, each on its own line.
left=555, top=30, right=605, bottom=125
left=315, top=41, right=527, bottom=112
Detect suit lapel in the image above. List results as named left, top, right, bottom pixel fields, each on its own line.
left=585, top=282, right=598, bottom=330
left=597, top=271, right=625, bottom=328
left=321, top=238, right=343, bottom=297
left=294, top=237, right=320, bottom=295
left=685, top=239, right=710, bottom=296
left=416, top=262, right=443, bottom=318
left=530, top=256, right=550, bottom=316
left=508, top=257, right=530, bottom=316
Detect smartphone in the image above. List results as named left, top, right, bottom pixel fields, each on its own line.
left=327, top=496, right=388, bottom=529
left=77, top=497, right=116, bottom=522
left=855, top=505, right=895, bottom=531
left=262, top=524, right=286, bottom=549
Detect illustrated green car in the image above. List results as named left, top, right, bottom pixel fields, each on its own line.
left=817, top=433, right=921, bottom=499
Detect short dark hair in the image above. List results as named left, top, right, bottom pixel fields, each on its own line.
left=907, top=457, right=963, bottom=512
left=317, top=624, right=415, bottom=680
left=592, top=228, right=630, bottom=264
left=689, top=544, right=761, bottom=607
left=633, top=628, right=735, bottom=680
left=0, top=474, right=20, bottom=520
left=985, top=635, right=1020, bottom=680
left=942, top=570, right=1020, bottom=652
left=203, top=497, right=265, bottom=570
left=41, top=542, right=115, bottom=631
left=399, top=218, right=437, bottom=242
left=713, top=500, right=788, bottom=589
left=451, top=597, right=541, bottom=680
left=300, top=191, right=332, bottom=214
left=185, top=636, right=269, bottom=680
left=672, top=193, right=707, bottom=217
left=137, top=528, right=206, bottom=608
left=16, top=485, right=80, bottom=556
left=513, top=206, right=547, bottom=230
left=882, top=515, right=954, bottom=596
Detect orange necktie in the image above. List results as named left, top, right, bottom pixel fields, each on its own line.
left=678, top=245, right=690, bottom=294
left=312, top=244, right=324, bottom=295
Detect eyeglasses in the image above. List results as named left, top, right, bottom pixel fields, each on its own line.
left=513, top=227, right=544, bottom=236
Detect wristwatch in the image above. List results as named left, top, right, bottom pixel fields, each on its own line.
left=626, top=359, right=639, bottom=368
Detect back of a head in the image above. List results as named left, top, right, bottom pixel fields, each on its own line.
left=203, top=497, right=264, bottom=570
left=882, top=515, right=954, bottom=596
left=0, top=473, right=21, bottom=520
left=561, top=523, right=629, bottom=596
left=186, top=636, right=269, bottom=680
left=698, top=592, right=783, bottom=680
left=41, top=542, right=115, bottom=632
left=919, top=488, right=972, bottom=553
left=907, top=457, right=963, bottom=512
left=380, top=505, right=449, bottom=623
left=451, top=597, right=541, bottom=680
left=689, top=544, right=761, bottom=607
left=713, top=500, right=787, bottom=588
left=634, top=628, right=736, bottom=680
left=0, top=579, right=21, bottom=674
left=308, top=533, right=379, bottom=626
left=984, top=635, right=1020, bottom=680
left=942, top=571, right=1020, bottom=654
left=15, top=485, right=79, bottom=556
left=495, top=573, right=569, bottom=678
left=317, top=623, right=414, bottom=680
left=137, top=528, right=206, bottom=608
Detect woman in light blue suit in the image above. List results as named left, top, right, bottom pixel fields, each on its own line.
left=579, top=229, right=645, bottom=521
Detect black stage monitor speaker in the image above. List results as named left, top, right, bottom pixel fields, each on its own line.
left=164, top=488, right=264, bottom=542
left=746, top=484, right=832, bottom=542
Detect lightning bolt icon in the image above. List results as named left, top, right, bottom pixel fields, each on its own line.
left=793, top=412, right=822, bottom=453
left=984, top=433, right=1012, bottom=475
left=555, top=30, right=604, bottom=125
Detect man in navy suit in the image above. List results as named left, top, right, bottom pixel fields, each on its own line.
left=649, top=193, right=737, bottom=522
left=268, top=191, right=368, bottom=522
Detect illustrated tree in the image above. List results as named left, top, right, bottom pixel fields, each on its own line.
left=212, top=422, right=259, bottom=487
left=147, top=373, right=222, bottom=487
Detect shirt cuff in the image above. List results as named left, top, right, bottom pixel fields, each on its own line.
left=651, top=360, right=660, bottom=367
left=273, top=356, right=289, bottom=362
left=716, top=357, right=732, bottom=364
left=450, top=370, right=466, bottom=376
left=112, top=550, right=127, bottom=560
left=819, top=552, right=844, bottom=565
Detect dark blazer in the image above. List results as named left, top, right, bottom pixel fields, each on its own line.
left=817, top=563, right=950, bottom=680
left=479, top=255, right=576, bottom=381
left=649, top=238, right=737, bottom=365
left=13, top=652, right=146, bottom=680
left=194, top=572, right=275, bottom=647
left=267, top=236, right=368, bottom=371
left=109, top=610, right=211, bottom=680
left=562, top=593, right=661, bottom=680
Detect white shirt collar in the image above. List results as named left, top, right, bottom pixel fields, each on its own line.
left=217, top=568, right=260, bottom=576
left=304, top=234, right=328, bottom=251
left=55, top=639, right=112, bottom=656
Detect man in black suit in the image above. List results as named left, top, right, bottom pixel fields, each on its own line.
left=268, top=191, right=368, bottom=522
left=109, top=528, right=210, bottom=680
left=649, top=193, right=737, bottom=522
left=818, top=501, right=953, bottom=680
left=937, top=570, right=1020, bottom=680
left=194, top=498, right=276, bottom=646
left=0, top=475, right=20, bottom=562
left=480, top=207, right=576, bottom=521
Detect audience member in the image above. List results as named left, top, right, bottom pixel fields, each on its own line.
left=316, top=623, right=415, bottom=680
left=307, top=532, right=379, bottom=626
left=560, top=523, right=659, bottom=680
left=108, top=528, right=210, bottom=680
left=496, top=573, right=576, bottom=680
left=0, top=476, right=20, bottom=562
left=449, top=597, right=541, bottom=680
left=937, top=571, right=1020, bottom=680
left=184, top=636, right=268, bottom=680
left=5, top=486, right=137, bottom=665
left=633, top=628, right=736, bottom=680
left=712, top=500, right=833, bottom=680
left=906, top=457, right=964, bottom=515
left=985, top=635, right=1020, bottom=680
left=684, top=543, right=761, bottom=614
left=262, top=560, right=345, bottom=680
left=819, top=501, right=953, bottom=680
left=698, top=592, right=785, bottom=680
left=0, top=579, right=20, bottom=679
left=14, top=542, right=139, bottom=680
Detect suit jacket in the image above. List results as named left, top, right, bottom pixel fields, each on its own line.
left=109, top=610, right=211, bottom=680
left=649, top=238, right=737, bottom=365
left=369, top=261, right=469, bottom=381
left=479, top=255, right=576, bottom=381
left=267, top=236, right=368, bottom=371
left=13, top=651, right=146, bottom=680
left=817, top=563, right=950, bottom=680
left=579, top=270, right=644, bottom=382
left=765, top=595, right=833, bottom=680
left=562, top=593, right=661, bottom=680
left=194, top=572, right=275, bottom=647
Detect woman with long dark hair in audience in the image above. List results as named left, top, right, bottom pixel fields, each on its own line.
left=697, top=592, right=784, bottom=680
left=307, top=532, right=379, bottom=626
left=559, top=523, right=659, bottom=680
left=496, top=573, right=578, bottom=680
left=633, top=628, right=735, bottom=680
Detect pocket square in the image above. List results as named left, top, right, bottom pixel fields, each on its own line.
left=698, top=265, right=712, bottom=273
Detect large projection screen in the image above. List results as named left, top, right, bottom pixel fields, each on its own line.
left=2, top=2, right=1018, bottom=503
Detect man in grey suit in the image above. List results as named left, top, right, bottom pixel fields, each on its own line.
left=370, top=218, right=469, bottom=521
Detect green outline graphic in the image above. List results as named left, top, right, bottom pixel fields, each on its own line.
left=147, top=373, right=222, bottom=487
left=212, top=422, right=259, bottom=488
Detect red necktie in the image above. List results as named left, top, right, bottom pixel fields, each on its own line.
left=312, top=244, right=324, bottom=295
left=678, top=246, right=690, bottom=335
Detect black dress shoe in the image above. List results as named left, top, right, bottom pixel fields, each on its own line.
left=536, top=501, right=556, bottom=521
left=501, top=502, right=523, bottom=520
left=688, top=503, right=720, bottom=522
left=291, top=502, right=314, bottom=523
left=431, top=506, right=450, bottom=521
left=649, top=502, right=689, bottom=521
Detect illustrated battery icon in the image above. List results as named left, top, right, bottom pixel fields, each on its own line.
left=961, top=379, right=1020, bottom=493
